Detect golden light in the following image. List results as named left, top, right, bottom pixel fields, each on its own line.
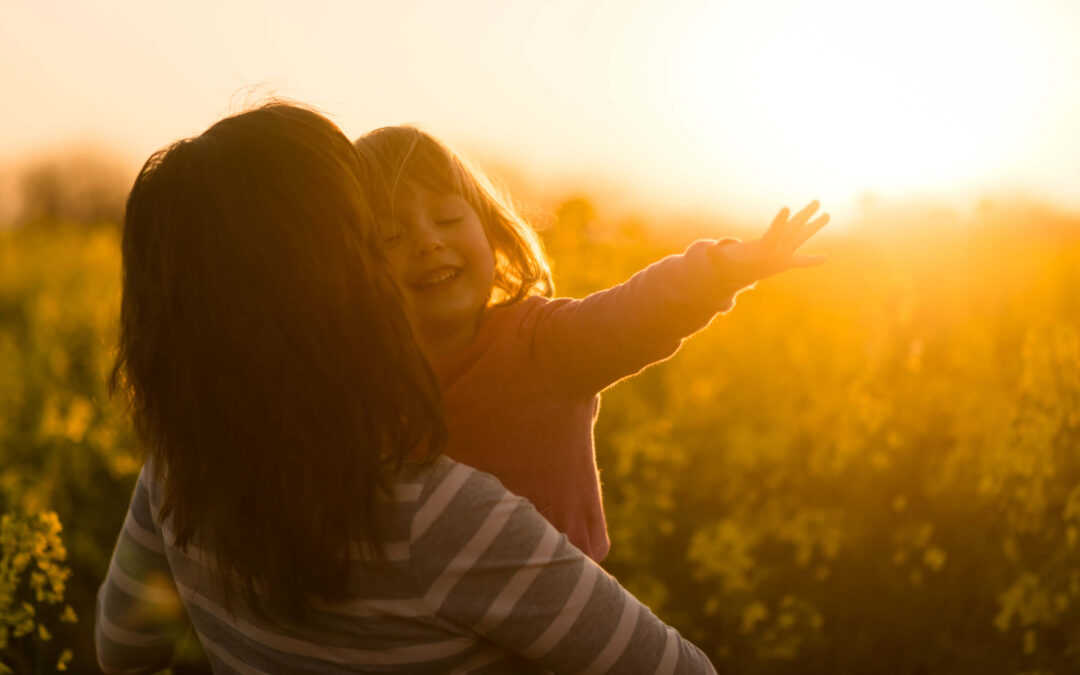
left=660, top=0, right=1052, bottom=207
left=2, top=0, right=1076, bottom=223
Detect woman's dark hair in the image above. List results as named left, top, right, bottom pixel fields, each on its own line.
left=354, top=125, right=553, bottom=305
left=111, top=102, right=444, bottom=617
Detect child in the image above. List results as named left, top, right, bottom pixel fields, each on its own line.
left=354, top=126, right=828, bottom=562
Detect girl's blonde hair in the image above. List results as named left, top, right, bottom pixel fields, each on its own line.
left=355, top=126, right=553, bottom=305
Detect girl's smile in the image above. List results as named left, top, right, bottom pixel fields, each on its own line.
left=410, top=265, right=462, bottom=290
left=380, top=184, right=496, bottom=356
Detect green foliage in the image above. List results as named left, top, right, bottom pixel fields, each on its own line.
left=2, top=201, right=1079, bottom=672
left=0, top=511, right=77, bottom=673
left=0, top=224, right=137, bottom=671
left=586, top=207, right=1080, bottom=674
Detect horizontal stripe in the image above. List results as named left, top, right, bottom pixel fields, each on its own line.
left=310, top=596, right=431, bottom=619
left=107, top=561, right=179, bottom=606
left=177, top=581, right=476, bottom=666
left=96, top=611, right=172, bottom=648
left=424, top=494, right=519, bottom=610
left=157, top=523, right=216, bottom=569
left=474, top=525, right=562, bottom=634
left=583, top=592, right=639, bottom=675
left=657, top=627, right=679, bottom=675
left=523, top=560, right=597, bottom=658
left=200, top=632, right=271, bottom=675
left=164, top=537, right=435, bottom=636
left=137, top=466, right=153, bottom=494
left=123, top=510, right=165, bottom=554
left=99, top=459, right=714, bottom=673
left=412, top=461, right=472, bottom=540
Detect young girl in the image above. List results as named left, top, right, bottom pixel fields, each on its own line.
left=354, top=126, right=828, bottom=562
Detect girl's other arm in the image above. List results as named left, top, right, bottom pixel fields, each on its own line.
left=529, top=201, right=828, bottom=394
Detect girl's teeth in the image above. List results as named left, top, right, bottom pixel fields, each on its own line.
left=416, top=269, right=458, bottom=287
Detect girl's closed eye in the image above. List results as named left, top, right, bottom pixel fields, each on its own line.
left=381, top=224, right=405, bottom=248
left=435, top=213, right=463, bottom=226
left=432, top=194, right=469, bottom=226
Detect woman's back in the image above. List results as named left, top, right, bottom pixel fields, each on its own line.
left=99, top=456, right=713, bottom=673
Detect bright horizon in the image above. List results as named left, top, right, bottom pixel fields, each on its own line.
left=2, top=0, right=1078, bottom=227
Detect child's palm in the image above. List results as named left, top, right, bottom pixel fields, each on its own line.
left=721, top=200, right=829, bottom=282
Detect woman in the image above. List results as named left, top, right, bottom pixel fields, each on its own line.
left=97, top=102, right=716, bottom=673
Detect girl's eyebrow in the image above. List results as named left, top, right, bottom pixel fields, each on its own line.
left=432, top=192, right=466, bottom=208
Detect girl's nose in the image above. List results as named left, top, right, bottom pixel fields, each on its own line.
left=412, top=222, right=445, bottom=256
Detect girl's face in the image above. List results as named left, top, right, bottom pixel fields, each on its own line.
left=378, top=182, right=496, bottom=356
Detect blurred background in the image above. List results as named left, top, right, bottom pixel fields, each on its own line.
left=2, top=0, right=1078, bottom=672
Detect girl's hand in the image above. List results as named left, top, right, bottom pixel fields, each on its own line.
left=716, top=200, right=829, bottom=282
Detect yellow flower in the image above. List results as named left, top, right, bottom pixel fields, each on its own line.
left=56, top=648, right=74, bottom=671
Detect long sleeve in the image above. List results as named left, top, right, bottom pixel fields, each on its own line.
left=525, top=239, right=755, bottom=395
left=409, top=460, right=717, bottom=673
left=95, top=466, right=189, bottom=675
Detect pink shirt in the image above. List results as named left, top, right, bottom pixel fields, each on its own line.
left=433, top=240, right=753, bottom=561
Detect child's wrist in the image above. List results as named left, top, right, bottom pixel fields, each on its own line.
left=707, top=239, right=761, bottom=287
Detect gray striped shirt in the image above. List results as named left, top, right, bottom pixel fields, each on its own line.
left=96, top=457, right=716, bottom=673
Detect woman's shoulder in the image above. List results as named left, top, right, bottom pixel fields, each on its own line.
left=395, top=456, right=513, bottom=505
left=393, top=457, right=532, bottom=542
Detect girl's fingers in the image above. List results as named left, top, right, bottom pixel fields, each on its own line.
left=788, top=200, right=820, bottom=233
left=792, top=213, right=830, bottom=249
left=762, top=207, right=790, bottom=247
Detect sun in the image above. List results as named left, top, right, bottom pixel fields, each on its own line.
left=668, top=0, right=1043, bottom=204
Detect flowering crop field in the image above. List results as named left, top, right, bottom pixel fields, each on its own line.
left=2, top=201, right=1078, bottom=673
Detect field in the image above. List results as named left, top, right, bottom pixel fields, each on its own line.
left=2, top=198, right=1079, bottom=673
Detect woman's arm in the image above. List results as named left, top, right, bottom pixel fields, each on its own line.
left=95, top=466, right=190, bottom=675
left=409, top=460, right=717, bottom=673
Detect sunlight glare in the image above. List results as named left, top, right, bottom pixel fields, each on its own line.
left=673, top=0, right=1044, bottom=202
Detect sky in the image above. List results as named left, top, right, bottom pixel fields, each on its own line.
left=2, top=0, right=1078, bottom=226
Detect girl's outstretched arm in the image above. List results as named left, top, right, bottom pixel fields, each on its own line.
left=524, top=201, right=829, bottom=395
